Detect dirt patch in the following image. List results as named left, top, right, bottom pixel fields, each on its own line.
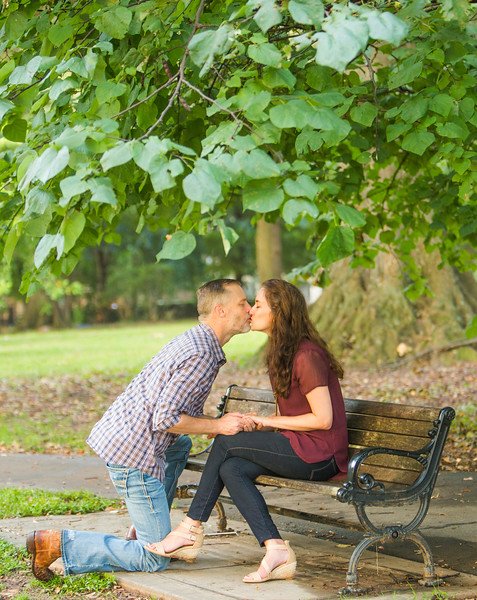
left=0, top=360, right=475, bottom=470
left=0, top=571, right=149, bottom=600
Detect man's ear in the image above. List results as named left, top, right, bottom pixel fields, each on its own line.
left=213, top=303, right=226, bottom=318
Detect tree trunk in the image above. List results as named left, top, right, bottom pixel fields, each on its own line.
left=310, top=251, right=477, bottom=366
left=256, top=219, right=282, bottom=282
left=93, top=246, right=110, bottom=323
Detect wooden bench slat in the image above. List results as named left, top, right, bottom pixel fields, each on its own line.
left=225, top=399, right=274, bottom=416
left=254, top=474, right=340, bottom=494
left=347, top=413, right=432, bottom=437
left=348, top=428, right=429, bottom=451
left=226, top=388, right=438, bottom=424
left=227, top=386, right=274, bottom=402
left=344, top=399, right=437, bottom=421
left=348, top=446, right=423, bottom=472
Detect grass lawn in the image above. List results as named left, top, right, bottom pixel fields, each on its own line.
left=0, top=321, right=266, bottom=378
left=0, top=488, right=123, bottom=598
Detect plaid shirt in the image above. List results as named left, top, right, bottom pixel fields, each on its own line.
left=87, top=323, right=226, bottom=480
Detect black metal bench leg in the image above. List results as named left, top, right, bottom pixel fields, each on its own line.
left=339, top=534, right=381, bottom=596
left=175, top=484, right=228, bottom=532
left=407, top=532, right=442, bottom=587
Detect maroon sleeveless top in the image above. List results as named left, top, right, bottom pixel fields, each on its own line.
left=273, top=340, right=348, bottom=473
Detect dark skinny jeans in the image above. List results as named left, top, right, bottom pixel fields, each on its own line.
left=187, top=431, right=338, bottom=545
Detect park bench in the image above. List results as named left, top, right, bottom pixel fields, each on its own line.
left=179, top=384, right=455, bottom=596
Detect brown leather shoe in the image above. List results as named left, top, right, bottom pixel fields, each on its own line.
left=125, top=525, right=137, bottom=541
left=26, top=530, right=61, bottom=581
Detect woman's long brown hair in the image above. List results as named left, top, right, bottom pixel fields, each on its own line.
left=262, top=279, right=344, bottom=399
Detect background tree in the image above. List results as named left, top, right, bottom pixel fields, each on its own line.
left=0, top=0, right=476, bottom=347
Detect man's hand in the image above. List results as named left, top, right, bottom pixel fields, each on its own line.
left=216, top=413, right=256, bottom=435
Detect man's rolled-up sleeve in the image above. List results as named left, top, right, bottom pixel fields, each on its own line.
left=152, top=353, right=215, bottom=432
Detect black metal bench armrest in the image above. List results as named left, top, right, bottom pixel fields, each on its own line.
left=337, top=406, right=455, bottom=507
left=336, top=445, right=430, bottom=506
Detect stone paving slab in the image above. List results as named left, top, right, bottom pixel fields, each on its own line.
left=2, top=510, right=476, bottom=600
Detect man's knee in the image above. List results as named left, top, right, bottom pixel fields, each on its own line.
left=176, top=435, right=192, bottom=453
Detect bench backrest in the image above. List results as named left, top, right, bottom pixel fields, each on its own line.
left=221, top=385, right=444, bottom=487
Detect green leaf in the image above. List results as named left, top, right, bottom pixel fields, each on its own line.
left=101, top=143, right=133, bottom=171
left=234, top=149, right=280, bottom=179
left=350, top=102, right=378, bottom=126
left=436, top=121, right=469, bottom=139
left=270, top=100, right=312, bottom=129
left=2, top=119, right=27, bottom=142
left=38, top=147, right=70, bottom=184
left=3, top=226, right=21, bottom=265
left=24, top=188, right=54, bottom=217
left=388, top=61, right=423, bottom=90
left=218, top=220, right=239, bottom=255
left=243, top=180, right=284, bottom=212
left=96, top=81, right=127, bottom=103
left=335, top=204, right=366, bottom=227
left=289, top=0, right=324, bottom=26
left=149, top=158, right=183, bottom=193
left=56, top=57, right=88, bottom=79
left=283, top=175, right=318, bottom=200
left=314, top=18, right=368, bottom=72
left=459, top=97, right=474, bottom=120
left=248, top=43, right=282, bottom=67
left=365, top=11, right=408, bottom=45
left=94, top=6, right=132, bottom=39
left=9, top=56, right=42, bottom=85
left=49, top=78, right=77, bottom=101
left=156, top=231, right=196, bottom=261
left=400, top=97, right=428, bottom=123
left=401, top=130, right=435, bottom=155
left=62, top=211, right=86, bottom=253
left=5, top=10, right=29, bottom=41
left=282, top=199, right=318, bottom=225
left=60, top=175, right=89, bottom=203
left=183, top=160, right=222, bottom=207
left=54, top=127, right=88, bottom=149
left=0, top=99, right=14, bottom=121
left=429, top=94, right=454, bottom=117
left=34, top=234, right=65, bottom=268
left=248, top=0, right=282, bottom=33
left=262, top=68, right=296, bottom=90
left=386, top=122, right=411, bottom=142
left=189, top=25, right=234, bottom=77
left=20, top=147, right=70, bottom=190
left=88, top=177, right=117, bottom=205
left=48, top=23, right=74, bottom=47
left=316, top=225, right=354, bottom=267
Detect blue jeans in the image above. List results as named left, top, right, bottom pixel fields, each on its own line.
left=61, top=435, right=192, bottom=574
left=188, top=431, right=338, bottom=545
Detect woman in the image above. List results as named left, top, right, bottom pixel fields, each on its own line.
left=146, top=279, right=348, bottom=583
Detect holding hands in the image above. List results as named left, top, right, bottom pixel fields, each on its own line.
left=215, top=412, right=258, bottom=435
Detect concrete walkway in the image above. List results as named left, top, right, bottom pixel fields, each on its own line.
left=1, top=453, right=476, bottom=599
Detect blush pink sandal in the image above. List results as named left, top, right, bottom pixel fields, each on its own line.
left=243, top=540, right=296, bottom=583
left=145, top=520, right=204, bottom=563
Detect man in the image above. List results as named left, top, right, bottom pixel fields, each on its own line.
left=27, top=279, right=253, bottom=580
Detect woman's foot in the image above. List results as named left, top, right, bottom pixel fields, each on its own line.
left=145, top=517, right=203, bottom=562
left=243, top=540, right=296, bottom=583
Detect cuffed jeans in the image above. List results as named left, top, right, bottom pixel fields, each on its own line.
left=188, top=431, right=338, bottom=545
left=61, top=435, right=192, bottom=574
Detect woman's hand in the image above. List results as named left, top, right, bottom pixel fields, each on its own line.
left=246, top=387, right=334, bottom=432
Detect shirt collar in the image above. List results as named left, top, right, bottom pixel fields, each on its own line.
left=198, top=323, right=227, bottom=366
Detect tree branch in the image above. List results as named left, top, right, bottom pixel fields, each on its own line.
left=138, top=0, right=206, bottom=139
left=114, top=74, right=179, bottom=118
